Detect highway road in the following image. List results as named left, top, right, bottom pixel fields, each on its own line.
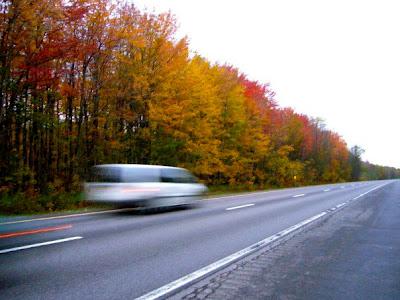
left=0, top=180, right=397, bottom=299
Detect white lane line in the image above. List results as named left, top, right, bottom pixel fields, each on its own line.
left=136, top=212, right=326, bottom=300
left=323, top=189, right=330, bottom=192
left=292, top=194, right=305, bottom=198
left=207, top=192, right=269, bottom=201
left=336, top=203, right=346, bottom=209
left=352, top=183, right=389, bottom=201
left=226, top=204, right=255, bottom=211
left=341, top=186, right=345, bottom=189
left=0, top=208, right=137, bottom=225
left=0, top=236, right=83, bottom=254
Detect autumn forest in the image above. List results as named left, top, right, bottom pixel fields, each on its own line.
left=1, top=1, right=399, bottom=212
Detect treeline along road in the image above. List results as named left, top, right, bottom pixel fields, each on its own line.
left=0, top=1, right=399, bottom=213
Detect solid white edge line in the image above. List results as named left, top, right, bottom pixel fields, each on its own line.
left=352, top=183, right=389, bottom=201
left=226, top=204, right=255, bottom=211
left=292, top=194, right=305, bottom=198
left=0, top=208, right=136, bottom=225
left=135, top=212, right=326, bottom=300
left=0, top=236, right=83, bottom=254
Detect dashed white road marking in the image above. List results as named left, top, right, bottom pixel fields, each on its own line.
left=292, top=194, right=305, bottom=198
left=0, top=236, right=83, bottom=254
left=226, top=204, right=255, bottom=211
left=323, top=189, right=330, bottom=192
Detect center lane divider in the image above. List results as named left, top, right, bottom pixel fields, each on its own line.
left=292, top=194, right=305, bottom=198
left=0, top=224, right=73, bottom=239
left=225, top=204, right=255, bottom=211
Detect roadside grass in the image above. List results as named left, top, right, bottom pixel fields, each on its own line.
left=0, top=192, right=105, bottom=216
left=206, top=184, right=277, bottom=197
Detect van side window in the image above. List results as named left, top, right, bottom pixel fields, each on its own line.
left=161, top=169, right=198, bottom=183
left=123, top=168, right=160, bottom=182
left=89, top=167, right=121, bottom=182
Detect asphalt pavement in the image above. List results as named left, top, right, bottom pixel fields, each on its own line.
left=174, top=180, right=400, bottom=300
left=0, top=180, right=398, bottom=299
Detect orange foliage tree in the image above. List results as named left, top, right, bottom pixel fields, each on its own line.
left=1, top=0, right=398, bottom=208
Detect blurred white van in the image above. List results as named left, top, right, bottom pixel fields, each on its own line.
left=84, top=164, right=207, bottom=209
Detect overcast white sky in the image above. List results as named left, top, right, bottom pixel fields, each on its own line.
left=134, top=0, right=400, bottom=168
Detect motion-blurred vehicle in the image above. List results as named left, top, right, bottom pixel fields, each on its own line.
left=84, top=164, right=208, bottom=209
